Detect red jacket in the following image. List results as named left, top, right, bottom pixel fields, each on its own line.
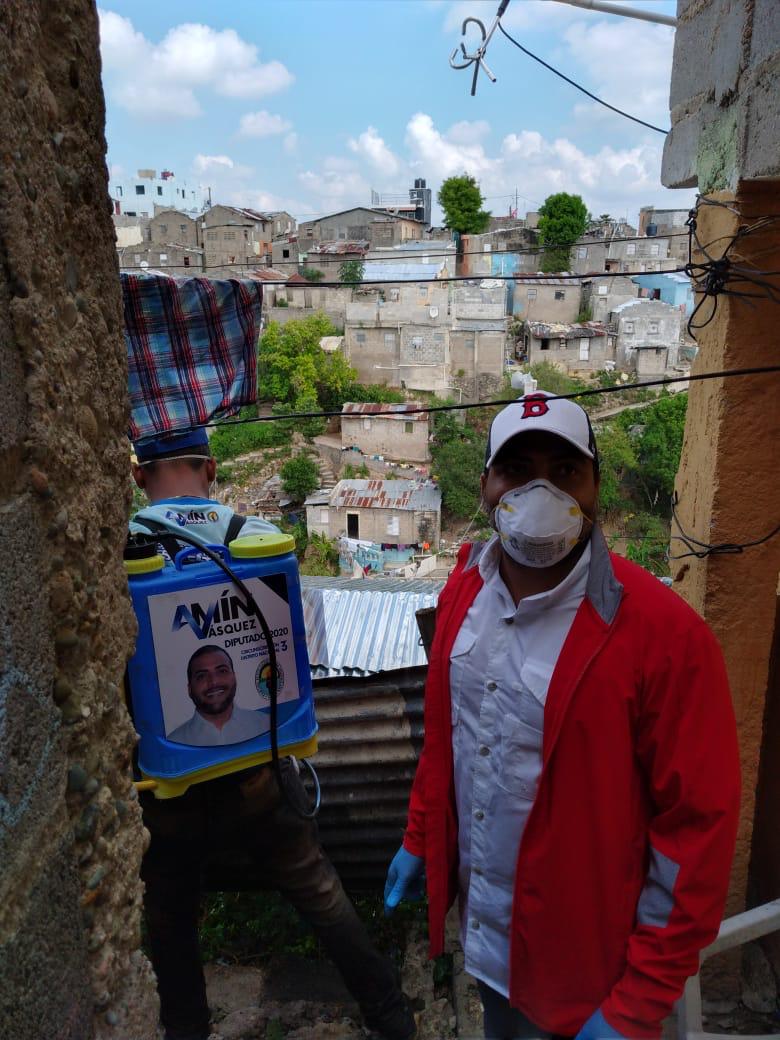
left=403, top=528, right=739, bottom=1038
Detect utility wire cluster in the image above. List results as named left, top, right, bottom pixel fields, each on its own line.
left=685, top=197, right=780, bottom=338
left=670, top=493, right=780, bottom=560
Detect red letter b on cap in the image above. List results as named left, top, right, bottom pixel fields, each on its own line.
left=521, top=395, right=550, bottom=419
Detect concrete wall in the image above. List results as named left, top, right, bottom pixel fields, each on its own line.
left=662, top=0, right=780, bottom=191
left=584, top=276, right=638, bottom=322
left=266, top=305, right=346, bottom=329
left=612, top=299, right=682, bottom=370
left=149, top=209, right=199, bottom=247
left=528, top=335, right=612, bottom=373
left=513, top=282, right=582, bottom=323
left=669, top=188, right=780, bottom=961
left=0, top=3, right=157, bottom=1038
left=451, top=282, right=506, bottom=321
left=328, top=506, right=439, bottom=547
left=299, top=209, right=423, bottom=247
left=117, top=243, right=203, bottom=272
left=341, top=415, right=430, bottom=463
left=202, top=204, right=270, bottom=270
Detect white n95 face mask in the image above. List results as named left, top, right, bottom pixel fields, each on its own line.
left=492, top=479, right=584, bottom=568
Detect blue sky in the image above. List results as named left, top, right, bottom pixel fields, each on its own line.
left=99, top=0, right=694, bottom=225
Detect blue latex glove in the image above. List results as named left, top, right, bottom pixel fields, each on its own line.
left=383, top=846, right=425, bottom=915
left=574, top=1008, right=625, bottom=1040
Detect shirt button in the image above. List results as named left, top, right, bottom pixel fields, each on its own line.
left=474, top=809, right=484, bottom=820
left=486, top=681, right=497, bottom=691
left=504, top=617, right=514, bottom=625
left=479, top=745, right=490, bottom=757
left=471, top=919, right=480, bottom=930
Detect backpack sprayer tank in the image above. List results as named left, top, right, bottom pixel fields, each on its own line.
left=124, top=533, right=317, bottom=799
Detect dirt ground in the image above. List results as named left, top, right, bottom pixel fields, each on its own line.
left=203, top=925, right=456, bottom=1040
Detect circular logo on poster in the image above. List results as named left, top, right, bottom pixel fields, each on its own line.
left=255, top=659, right=283, bottom=700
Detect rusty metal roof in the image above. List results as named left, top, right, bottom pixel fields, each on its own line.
left=330, top=479, right=441, bottom=512
left=527, top=320, right=607, bottom=339
left=308, top=240, right=369, bottom=255
left=341, top=402, right=427, bottom=421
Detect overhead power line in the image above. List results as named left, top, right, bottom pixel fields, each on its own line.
left=497, top=23, right=670, bottom=135
left=119, top=265, right=690, bottom=282
left=191, top=366, right=780, bottom=433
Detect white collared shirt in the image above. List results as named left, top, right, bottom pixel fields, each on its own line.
left=451, top=535, right=591, bottom=997
left=167, top=704, right=270, bottom=747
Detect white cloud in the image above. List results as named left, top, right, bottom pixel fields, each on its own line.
left=194, top=154, right=235, bottom=172
left=443, top=0, right=571, bottom=35
left=283, top=133, right=299, bottom=154
left=98, top=9, right=294, bottom=119
left=561, top=18, right=673, bottom=133
left=446, top=119, right=491, bottom=145
left=348, top=127, right=401, bottom=176
left=239, top=110, right=293, bottom=137
left=405, top=112, right=495, bottom=179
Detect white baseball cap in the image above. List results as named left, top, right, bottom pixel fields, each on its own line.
left=485, top=391, right=597, bottom=469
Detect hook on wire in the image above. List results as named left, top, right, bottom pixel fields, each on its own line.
left=449, top=0, right=510, bottom=96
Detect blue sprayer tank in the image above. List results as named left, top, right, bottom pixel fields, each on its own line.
left=125, top=533, right=317, bottom=798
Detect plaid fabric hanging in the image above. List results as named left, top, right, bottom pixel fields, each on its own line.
left=122, top=273, right=262, bottom=443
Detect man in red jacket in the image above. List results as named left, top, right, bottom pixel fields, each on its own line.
left=384, top=391, right=740, bottom=1040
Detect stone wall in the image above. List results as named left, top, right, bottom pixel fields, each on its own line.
left=0, top=3, right=157, bottom=1038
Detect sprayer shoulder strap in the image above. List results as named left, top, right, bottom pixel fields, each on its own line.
left=224, top=513, right=247, bottom=545
left=131, top=516, right=186, bottom=561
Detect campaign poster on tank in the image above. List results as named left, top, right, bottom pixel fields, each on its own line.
left=147, top=575, right=300, bottom=746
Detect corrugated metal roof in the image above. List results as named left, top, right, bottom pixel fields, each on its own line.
left=309, top=240, right=369, bottom=255
left=301, top=580, right=443, bottom=677
left=341, top=402, right=427, bottom=420
left=612, top=298, right=677, bottom=313
left=330, top=479, right=441, bottom=512
left=362, top=262, right=446, bottom=282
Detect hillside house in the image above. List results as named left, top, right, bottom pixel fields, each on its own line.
left=523, top=320, right=610, bottom=373
left=610, top=299, right=682, bottom=374
left=201, top=204, right=273, bottom=270
left=582, top=275, right=639, bottom=322
left=341, top=402, right=430, bottom=463
left=321, top=479, right=441, bottom=550
left=298, top=207, right=424, bottom=249
left=512, top=277, right=583, bottom=324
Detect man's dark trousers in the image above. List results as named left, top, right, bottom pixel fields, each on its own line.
left=141, top=758, right=406, bottom=1040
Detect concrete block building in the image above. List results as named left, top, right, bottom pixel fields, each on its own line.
left=609, top=299, right=682, bottom=373
left=341, top=402, right=430, bottom=463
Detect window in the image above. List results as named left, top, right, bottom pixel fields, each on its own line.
left=418, top=286, right=428, bottom=298
left=158, top=253, right=168, bottom=264
left=389, top=288, right=400, bottom=302
left=384, top=333, right=396, bottom=347
left=338, top=229, right=347, bottom=240
left=433, top=333, right=444, bottom=344
left=576, top=246, right=588, bottom=259
left=648, top=321, right=659, bottom=334
left=347, top=513, right=359, bottom=538
left=527, top=289, right=537, bottom=300
left=387, top=515, right=400, bottom=536
left=319, top=508, right=329, bottom=524
left=363, top=417, right=372, bottom=431
left=133, top=254, right=141, bottom=264
left=540, top=338, right=550, bottom=351
left=650, top=243, right=660, bottom=256
left=183, top=256, right=191, bottom=267
left=404, top=421, right=414, bottom=434
left=157, top=186, right=163, bottom=196
left=579, top=338, right=590, bottom=361
left=206, top=231, right=218, bottom=241
left=116, top=186, right=123, bottom=197
left=158, top=224, right=168, bottom=235
left=223, top=231, right=236, bottom=241
left=554, top=290, right=565, bottom=301
left=135, top=185, right=145, bottom=195
left=356, top=332, right=366, bottom=344
left=483, top=244, right=492, bottom=252
left=282, top=249, right=290, bottom=259
left=597, top=285, right=608, bottom=295
left=411, top=336, right=423, bottom=349
left=180, top=224, right=187, bottom=233
left=624, top=321, right=634, bottom=334
left=626, top=243, right=636, bottom=256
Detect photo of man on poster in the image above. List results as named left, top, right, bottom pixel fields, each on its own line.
left=168, top=645, right=268, bottom=747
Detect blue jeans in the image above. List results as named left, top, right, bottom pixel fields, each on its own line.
left=478, top=981, right=568, bottom=1040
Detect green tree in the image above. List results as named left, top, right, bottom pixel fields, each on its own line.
left=299, top=266, right=324, bottom=283
left=280, top=454, right=320, bottom=504
left=432, top=437, right=486, bottom=518
left=339, top=259, right=365, bottom=285
left=636, top=393, right=688, bottom=509
left=258, top=314, right=358, bottom=422
left=596, top=425, right=637, bottom=514
left=537, top=192, right=589, bottom=272
left=437, top=174, right=491, bottom=234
